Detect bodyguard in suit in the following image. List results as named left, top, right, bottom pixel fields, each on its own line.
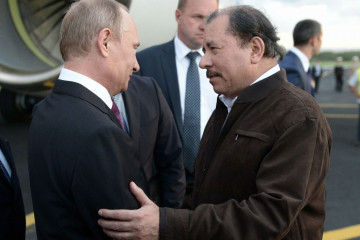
left=113, top=75, right=185, bottom=208
left=136, top=0, right=219, bottom=183
left=279, top=19, right=323, bottom=96
left=28, top=0, right=148, bottom=239
left=0, top=136, right=25, bottom=240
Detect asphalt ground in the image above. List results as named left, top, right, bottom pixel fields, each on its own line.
left=0, top=69, right=359, bottom=239
left=316, top=69, right=360, bottom=240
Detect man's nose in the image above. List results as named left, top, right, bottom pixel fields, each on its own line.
left=133, top=59, right=140, bottom=72
left=199, top=19, right=206, bottom=30
left=199, top=53, right=210, bottom=69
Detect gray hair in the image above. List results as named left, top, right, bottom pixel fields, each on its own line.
left=60, top=0, right=126, bottom=61
left=207, top=6, right=285, bottom=60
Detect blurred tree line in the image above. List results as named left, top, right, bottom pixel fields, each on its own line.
left=311, top=51, right=360, bottom=62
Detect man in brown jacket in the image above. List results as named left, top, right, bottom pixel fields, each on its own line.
left=97, top=6, right=332, bottom=240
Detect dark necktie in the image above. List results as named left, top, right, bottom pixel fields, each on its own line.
left=111, top=99, right=125, bottom=131
left=0, top=159, right=11, bottom=182
left=183, top=52, right=200, bottom=173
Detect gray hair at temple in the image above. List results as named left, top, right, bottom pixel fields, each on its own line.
left=207, top=5, right=285, bottom=60
left=293, top=19, right=322, bottom=46
left=60, top=0, right=127, bottom=61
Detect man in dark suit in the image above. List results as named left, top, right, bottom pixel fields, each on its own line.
left=113, top=75, right=185, bottom=208
left=334, top=56, right=344, bottom=92
left=136, top=0, right=219, bottom=183
left=279, top=19, right=323, bottom=96
left=28, top=1, right=148, bottom=239
left=0, top=136, right=25, bottom=240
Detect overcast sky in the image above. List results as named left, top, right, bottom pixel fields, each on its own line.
left=131, top=0, right=359, bottom=52
left=221, top=0, right=360, bottom=51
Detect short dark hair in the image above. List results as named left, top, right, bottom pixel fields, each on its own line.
left=293, top=19, right=322, bottom=46
left=207, top=6, right=285, bottom=60
left=177, top=0, right=219, bottom=10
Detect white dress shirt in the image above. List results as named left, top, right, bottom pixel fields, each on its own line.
left=290, top=47, right=310, bottom=72
left=174, top=34, right=218, bottom=137
left=58, top=68, right=113, bottom=109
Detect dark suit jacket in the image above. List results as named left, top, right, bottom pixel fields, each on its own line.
left=28, top=80, right=149, bottom=239
left=123, top=75, right=185, bottom=207
left=279, top=51, right=314, bottom=96
left=0, top=136, right=25, bottom=240
left=136, top=40, right=184, bottom=141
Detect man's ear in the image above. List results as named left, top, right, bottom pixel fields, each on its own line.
left=309, top=35, right=319, bottom=47
left=175, top=9, right=182, bottom=24
left=98, top=28, right=112, bottom=57
left=250, top=36, right=265, bottom=64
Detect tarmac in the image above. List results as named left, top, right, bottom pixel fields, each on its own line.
left=0, top=68, right=359, bottom=239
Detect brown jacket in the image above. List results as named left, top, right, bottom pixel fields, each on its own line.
left=160, top=69, right=332, bottom=240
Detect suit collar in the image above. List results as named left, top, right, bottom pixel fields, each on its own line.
left=284, top=51, right=312, bottom=95
left=58, top=68, right=113, bottom=109
left=122, top=80, right=140, bottom=148
left=0, top=137, right=16, bottom=186
left=52, top=80, right=123, bottom=129
left=161, top=41, right=183, bottom=140
left=289, top=47, right=309, bottom=72
left=0, top=137, right=14, bottom=170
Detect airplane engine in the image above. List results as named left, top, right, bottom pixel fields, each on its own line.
left=0, top=0, right=232, bottom=121
left=0, top=0, right=132, bottom=121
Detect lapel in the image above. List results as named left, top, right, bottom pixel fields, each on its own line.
left=53, top=80, right=123, bottom=129
left=122, top=81, right=140, bottom=152
left=204, top=98, right=228, bottom=162
left=160, top=41, right=183, bottom=141
left=0, top=137, right=15, bottom=186
left=289, top=52, right=309, bottom=92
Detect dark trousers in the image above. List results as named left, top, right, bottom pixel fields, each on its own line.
left=335, top=76, right=343, bottom=92
left=314, top=76, right=321, bottom=93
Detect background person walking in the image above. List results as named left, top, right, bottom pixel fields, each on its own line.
left=334, top=56, right=344, bottom=92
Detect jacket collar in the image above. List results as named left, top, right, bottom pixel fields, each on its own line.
left=52, top=80, right=122, bottom=129
left=235, top=69, right=287, bottom=103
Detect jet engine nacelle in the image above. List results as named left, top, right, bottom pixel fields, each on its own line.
left=0, top=0, right=177, bottom=121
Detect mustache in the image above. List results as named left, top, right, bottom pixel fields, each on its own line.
left=206, top=70, right=222, bottom=78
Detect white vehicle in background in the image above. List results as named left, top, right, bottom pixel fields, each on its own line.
left=0, top=0, right=234, bottom=121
